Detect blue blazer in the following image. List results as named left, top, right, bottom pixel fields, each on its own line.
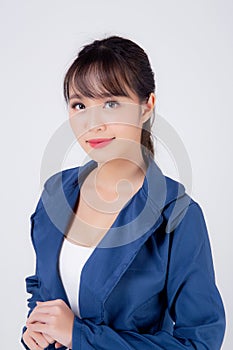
left=21, top=156, right=225, bottom=350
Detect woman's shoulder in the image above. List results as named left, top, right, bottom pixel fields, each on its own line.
left=162, top=172, right=201, bottom=209
left=161, top=174, right=205, bottom=234
left=42, top=160, right=95, bottom=194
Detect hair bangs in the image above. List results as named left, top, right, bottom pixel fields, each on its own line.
left=66, top=51, right=134, bottom=101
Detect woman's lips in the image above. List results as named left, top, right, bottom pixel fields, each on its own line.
left=87, top=137, right=115, bottom=149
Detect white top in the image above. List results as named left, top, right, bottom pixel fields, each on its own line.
left=59, top=238, right=95, bottom=318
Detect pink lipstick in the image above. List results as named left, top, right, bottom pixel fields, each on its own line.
left=88, top=137, right=115, bottom=149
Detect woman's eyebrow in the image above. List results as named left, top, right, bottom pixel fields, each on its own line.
left=69, top=93, right=83, bottom=100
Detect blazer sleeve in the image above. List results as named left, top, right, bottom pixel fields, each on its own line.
left=70, top=202, right=226, bottom=350
left=21, top=274, right=41, bottom=350
left=21, top=273, right=66, bottom=350
left=21, top=199, right=67, bottom=350
left=21, top=194, right=42, bottom=347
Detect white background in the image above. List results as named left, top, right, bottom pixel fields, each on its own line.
left=0, top=0, right=232, bottom=348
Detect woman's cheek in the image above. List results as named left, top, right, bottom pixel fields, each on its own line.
left=69, top=115, right=87, bottom=141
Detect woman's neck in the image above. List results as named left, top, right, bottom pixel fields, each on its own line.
left=80, top=153, right=149, bottom=212
left=93, top=156, right=147, bottom=196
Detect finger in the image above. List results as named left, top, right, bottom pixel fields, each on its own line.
left=30, top=303, right=68, bottom=317
left=27, top=322, right=49, bottom=335
left=43, top=333, right=55, bottom=344
left=30, top=331, right=50, bottom=349
left=36, top=299, right=65, bottom=307
left=23, top=330, right=44, bottom=350
left=24, top=330, right=47, bottom=350
left=28, top=305, right=53, bottom=317
left=31, top=304, right=64, bottom=317
left=55, top=341, right=64, bottom=348
left=27, top=312, right=51, bottom=325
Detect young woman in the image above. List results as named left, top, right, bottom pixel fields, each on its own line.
left=21, top=35, right=225, bottom=350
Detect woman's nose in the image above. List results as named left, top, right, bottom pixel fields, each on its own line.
left=85, top=104, right=106, bottom=130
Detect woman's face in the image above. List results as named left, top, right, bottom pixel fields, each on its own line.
left=68, top=85, right=154, bottom=164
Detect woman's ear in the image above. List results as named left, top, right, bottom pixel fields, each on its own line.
left=141, top=93, right=156, bottom=123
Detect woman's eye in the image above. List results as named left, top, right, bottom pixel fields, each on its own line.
left=71, top=102, right=85, bottom=110
left=104, top=101, right=119, bottom=109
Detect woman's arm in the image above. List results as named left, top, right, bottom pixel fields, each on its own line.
left=21, top=209, right=67, bottom=350
left=21, top=203, right=46, bottom=349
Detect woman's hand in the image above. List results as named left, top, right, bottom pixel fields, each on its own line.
left=26, top=299, right=75, bottom=349
left=22, top=326, right=55, bottom=349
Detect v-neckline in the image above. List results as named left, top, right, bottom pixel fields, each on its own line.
left=64, top=159, right=149, bottom=249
